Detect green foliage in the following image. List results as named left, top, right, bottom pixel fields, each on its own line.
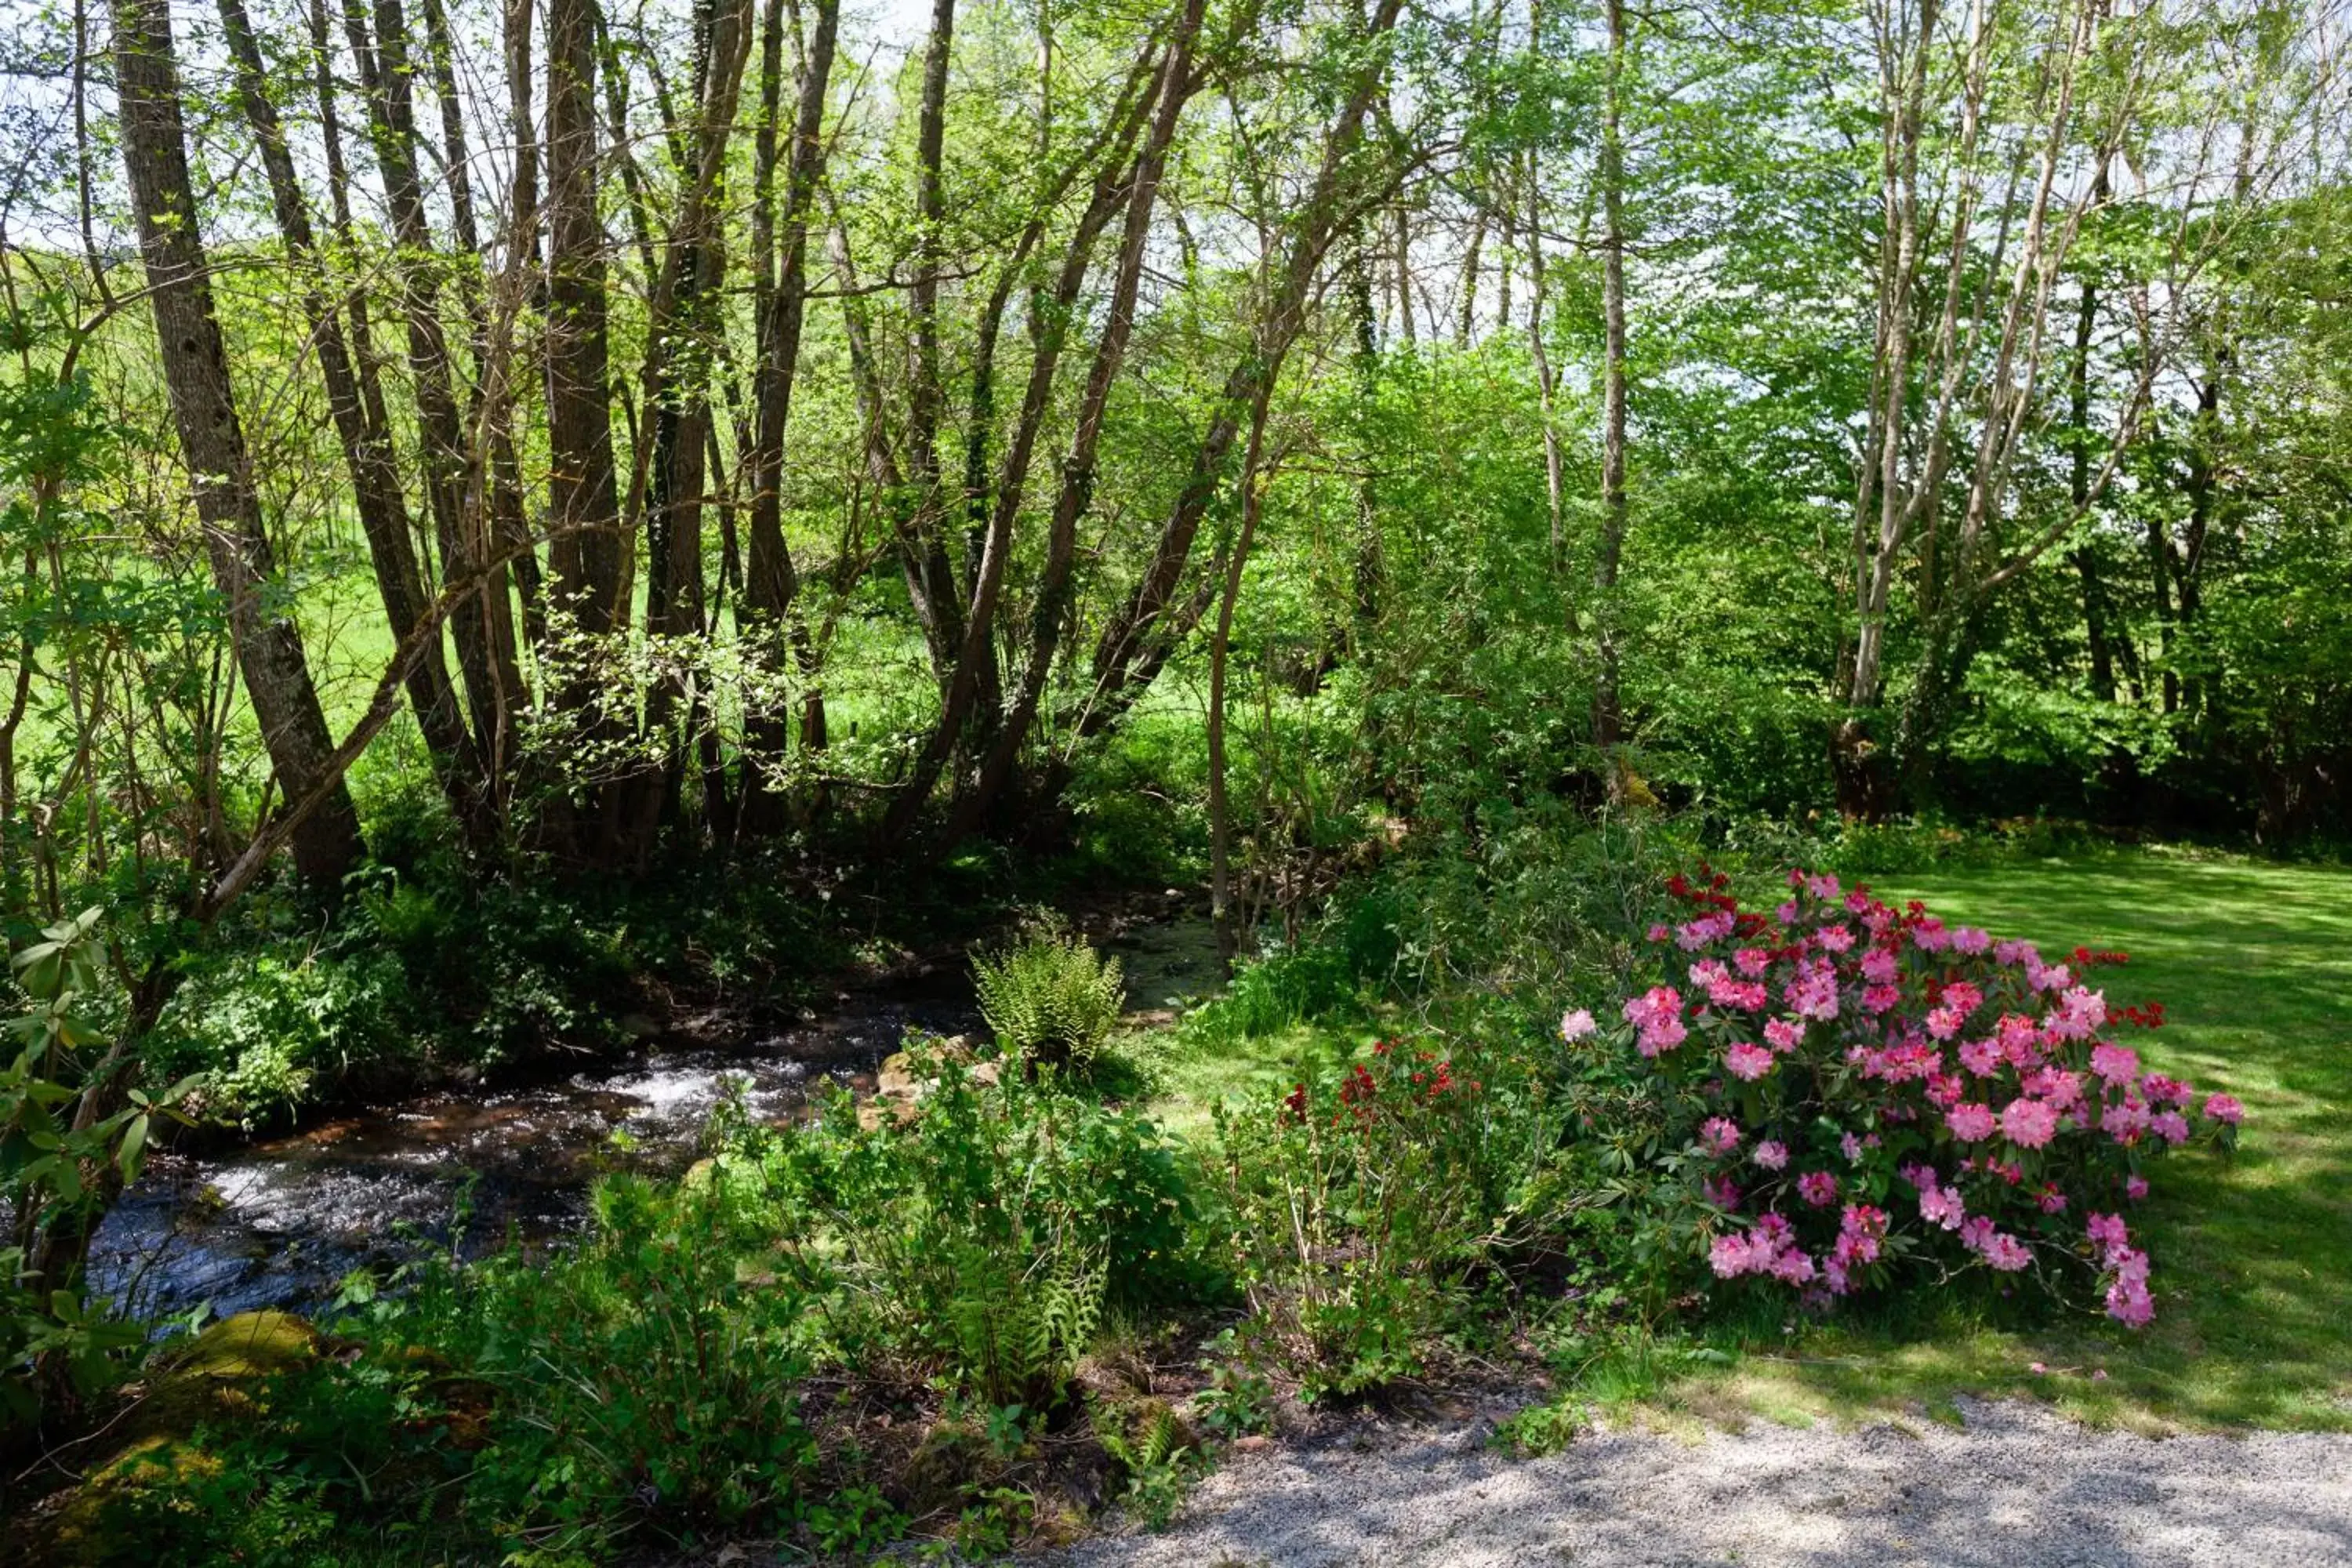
left=65, top=1041, right=1218, bottom=1559
left=1098, top=1398, right=1201, bottom=1530
left=2, top=908, right=194, bottom=1436
left=972, top=919, right=1126, bottom=1070
left=1189, top=1328, right=1274, bottom=1439
left=1208, top=1033, right=1564, bottom=1399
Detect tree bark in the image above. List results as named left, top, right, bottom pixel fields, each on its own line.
left=215, top=0, right=486, bottom=837
left=1591, top=0, right=1629, bottom=757
left=342, top=0, right=519, bottom=782
left=898, top=9, right=1195, bottom=844
left=899, top=0, right=971, bottom=688
left=1210, top=401, right=1274, bottom=967
left=111, top=0, right=364, bottom=886
left=739, top=0, right=840, bottom=823
left=1080, top=0, right=1408, bottom=741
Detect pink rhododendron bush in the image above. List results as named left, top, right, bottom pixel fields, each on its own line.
left=1562, top=867, right=2241, bottom=1328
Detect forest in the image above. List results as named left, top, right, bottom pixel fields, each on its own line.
left=0, top=0, right=2347, bottom=1558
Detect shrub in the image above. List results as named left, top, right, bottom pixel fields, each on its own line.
left=1210, top=1035, right=1559, bottom=1398
left=972, top=920, right=1124, bottom=1069
left=1564, top=866, right=2241, bottom=1327
left=3, top=909, right=194, bottom=1444
left=764, top=1044, right=1210, bottom=1406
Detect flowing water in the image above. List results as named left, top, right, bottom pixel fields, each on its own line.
left=86, top=908, right=1225, bottom=1323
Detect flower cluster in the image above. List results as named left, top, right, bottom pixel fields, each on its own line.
left=1573, top=866, right=2241, bottom=1327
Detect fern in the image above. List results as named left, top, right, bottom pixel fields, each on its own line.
left=971, top=919, right=1124, bottom=1068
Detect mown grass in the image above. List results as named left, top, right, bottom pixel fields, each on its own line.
left=1639, top=850, right=2352, bottom=1433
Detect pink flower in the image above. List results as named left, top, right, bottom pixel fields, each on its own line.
left=2125, top=1174, right=2149, bottom=1201
left=1648, top=923, right=1671, bottom=943
left=2152, top=1110, right=2190, bottom=1146
left=1710, top=1232, right=1762, bottom=1278
left=2103, top=1247, right=2155, bottom=1326
left=1919, top=1183, right=1965, bottom=1230
left=1841, top=1131, right=1864, bottom=1163
left=1981, top=1232, right=2032, bottom=1272
left=2045, top=986, right=2107, bottom=1042
left=1959, top=1214, right=1997, bottom=1254
left=1952, top=927, right=1993, bottom=956
left=1798, top=1171, right=1838, bottom=1207
left=1783, top=963, right=1841, bottom=1021
left=2089, top=1042, right=2140, bottom=1084
left=1624, top=985, right=1684, bottom=1031
left=2023, top=1066, right=2084, bottom=1109
left=1912, top=919, right=1951, bottom=953
left=1624, top=985, right=1689, bottom=1056
left=1806, top=872, right=1841, bottom=901
left=2107, top=1279, right=2154, bottom=1327
left=1734, top=947, right=1773, bottom=978
left=1816, top=924, right=1855, bottom=953
left=1996, top=1013, right=2045, bottom=1068
left=2202, top=1093, right=2243, bottom=1126
left=2103, top=1098, right=2150, bottom=1145
left=1995, top=938, right=2037, bottom=967
left=2037, top=1185, right=2068, bottom=1214
left=1860, top=949, right=1899, bottom=985
left=1768, top=1247, right=1817, bottom=1285
left=1836, top=1204, right=1888, bottom=1265
left=1703, top=1175, right=1742, bottom=1210
left=1699, top=1116, right=1743, bottom=1155
left=1710, top=977, right=1772, bottom=1011
left=1764, top=1018, right=1805, bottom=1051
left=1724, top=1043, right=1777, bottom=1082
left=2001, top=1098, right=2060, bottom=1150
left=2086, top=1213, right=2130, bottom=1259
left=1862, top=983, right=1900, bottom=1015
left=1958, top=1039, right=2003, bottom=1076
left=1677, top=911, right=1736, bottom=949
left=1559, top=1008, right=1598, bottom=1043
left=1754, top=1139, right=1788, bottom=1171
left=1945, top=1102, right=1996, bottom=1142
left=1776, top=900, right=1800, bottom=924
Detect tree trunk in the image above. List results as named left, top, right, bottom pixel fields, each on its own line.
left=739, top=0, right=840, bottom=826
left=1591, top=0, right=1629, bottom=758
left=1210, top=401, right=1274, bottom=968
left=342, top=0, right=518, bottom=784
left=1079, top=0, right=1408, bottom=742
left=541, top=0, right=627, bottom=855
left=215, top=0, right=487, bottom=839
left=111, top=0, right=364, bottom=886
left=927, top=2, right=1206, bottom=844
left=621, top=0, right=755, bottom=855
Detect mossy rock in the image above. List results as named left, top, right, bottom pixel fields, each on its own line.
left=165, top=1311, right=317, bottom=1381
left=40, top=1435, right=227, bottom=1566
left=125, top=1311, right=318, bottom=1443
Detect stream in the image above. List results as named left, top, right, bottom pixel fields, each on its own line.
left=88, top=906, right=1225, bottom=1323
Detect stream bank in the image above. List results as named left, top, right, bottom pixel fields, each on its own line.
left=90, top=895, right=1226, bottom=1323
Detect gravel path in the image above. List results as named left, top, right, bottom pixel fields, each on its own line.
left=1045, top=1397, right=2352, bottom=1567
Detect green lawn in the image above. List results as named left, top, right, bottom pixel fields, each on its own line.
left=1666, top=851, right=2352, bottom=1432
